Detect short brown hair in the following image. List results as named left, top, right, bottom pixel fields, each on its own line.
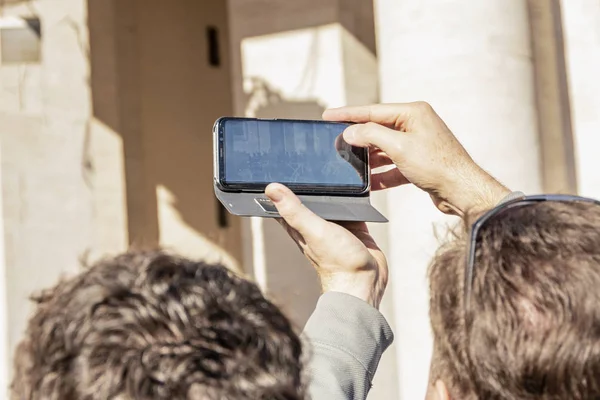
left=429, top=201, right=600, bottom=399
left=11, top=251, right=304, bottom=399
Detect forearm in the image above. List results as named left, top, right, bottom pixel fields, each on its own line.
left=448, top=166, right=512, bottom=216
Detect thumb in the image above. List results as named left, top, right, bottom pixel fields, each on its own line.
left=343, top=122, right=403, bottom=159
left=265, top=183, right=327, bottom=238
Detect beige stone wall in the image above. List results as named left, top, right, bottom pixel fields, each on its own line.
left=0, top=0, right=242, bottom=383
left=0, top=0, right=99, bottom=378
left=0, top=141, right=6, bottom=394
left=135, top=0, right=241, bottom=267
left=88, top=0, right=242, bottom=268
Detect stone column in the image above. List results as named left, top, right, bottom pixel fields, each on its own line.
left=560, top=0, right=600, bottom=199
left=133, top=0, right=241, bottom=269
left=373, top=1, right=543, bottom=398
left=527, top=0, right=577, bottom=194
left=0, top=0, right=97, bottom=372
left=88, top=0, right=243, bottom=269
left=0, top=141, right=7, bottom=397
left=228, top=1, right=400, bottom=397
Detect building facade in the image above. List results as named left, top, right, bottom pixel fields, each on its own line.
left=0, top=0, right=599, bottom=398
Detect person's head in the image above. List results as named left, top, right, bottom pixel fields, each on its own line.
left=12, top=250, right=303, bottom=400
left=426, top=200, right=600, bottom=400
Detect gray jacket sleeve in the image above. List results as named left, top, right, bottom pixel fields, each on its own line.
left=302, top=192, right=521, bottom=399
left=303, top=292, right=394, bottom=400
left=499, top=191, right=526, bottom=204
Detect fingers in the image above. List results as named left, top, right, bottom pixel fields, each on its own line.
left=265, top=183, right=327, bottom=239
left=371, top=168, right=410, bottom=191
left=323, top=102, right=434, bottom=129
left=343, top=122, right=403, bottom=159
left=323, top=104, right=408, bottom=127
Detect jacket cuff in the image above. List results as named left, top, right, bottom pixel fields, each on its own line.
left=498, top=191, right=526, bottom=205
left=304, top=292, right=394, bottom=379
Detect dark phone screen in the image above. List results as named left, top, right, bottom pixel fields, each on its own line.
left=220, top=118, right=368, bottom=192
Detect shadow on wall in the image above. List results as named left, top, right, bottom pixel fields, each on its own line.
left=86, top=0, right=242, bottom=266
left=243, top=77, right=324, bottom=327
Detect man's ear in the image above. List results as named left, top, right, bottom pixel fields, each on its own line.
left=432, top=380, right=450, bottom=400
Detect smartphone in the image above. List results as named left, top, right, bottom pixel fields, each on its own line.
left=213, top=117, right=369, bottom=196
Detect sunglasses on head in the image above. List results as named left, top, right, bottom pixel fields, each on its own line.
left=464, top=194, right=600, bottom=310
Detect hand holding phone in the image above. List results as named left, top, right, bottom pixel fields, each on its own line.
left=265, top=182, right=388, bottom=309
left=323, top=103, right=510, bottom=216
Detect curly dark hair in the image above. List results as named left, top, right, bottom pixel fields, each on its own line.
left=11, top=251, right=304, bottom=399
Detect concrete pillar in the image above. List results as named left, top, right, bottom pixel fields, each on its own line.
left=0, top=0, right=96, bottom=372
left=560, top=0, right=600, bottom=199
left=88, top=0, right=156, bottom=251
left=374, top=1, right=543, bottom=398
left=527, top=0, right=577, bottom=194
left=228, top=1, right=399, bottom=397
left=87, top=0, right=131, bottom=260
left=88, top=0, right=242, bottom=269
left=0, top=141, right=7, bottom=397
left=0, top=0, right=242, bottom=381
left=134, top=0, right=241, bottom=268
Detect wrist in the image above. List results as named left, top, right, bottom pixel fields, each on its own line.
left=320, top=270, right=387, bottom=309
left=449, top=166, right=510, bottom=216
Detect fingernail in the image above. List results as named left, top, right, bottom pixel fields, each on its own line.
left=268, top=186, right=284, bottom=203
left=344, top=125, right=358, bottom=142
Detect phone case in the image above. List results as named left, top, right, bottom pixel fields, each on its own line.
left=213, top=117, right=387, bottom=222
left=214, top=184, right=388, bottom=223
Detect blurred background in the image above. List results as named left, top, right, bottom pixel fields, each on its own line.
left=0, top=0, right=599, bottom=398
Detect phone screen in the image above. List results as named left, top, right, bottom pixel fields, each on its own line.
left=217, top=118, right=368, bottom=194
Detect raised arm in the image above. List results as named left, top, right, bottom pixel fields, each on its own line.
left=265, top=184, right=391, bottom=399
left=265, top=102, right=513, bottom=399
left=324, top=102, right=510, bottom=216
